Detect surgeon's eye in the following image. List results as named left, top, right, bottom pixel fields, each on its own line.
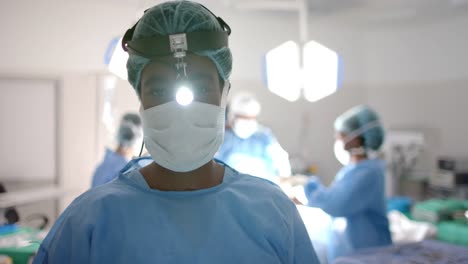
left=149, top=86, right=169, bottom=97
left=194, top=84, right=210, bottom=95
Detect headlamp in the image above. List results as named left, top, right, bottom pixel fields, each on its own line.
left=175, top=86, right=194, bottom=106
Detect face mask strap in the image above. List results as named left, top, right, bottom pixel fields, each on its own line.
left=349, top=147, right=366, bottom=156
left=220, top=81, right=230, bottom=108
left=138, top=141, right=145, bottom=157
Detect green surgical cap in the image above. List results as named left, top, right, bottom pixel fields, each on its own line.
left=334, top=105, right=385, bottom=151
left=126, top=0, right=232, bottom=94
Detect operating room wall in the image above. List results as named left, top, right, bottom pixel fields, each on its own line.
left=362, top=15, right=468, bottom=175
left=0, top=0, right=138, bottom=76
left=0, top=74, right=99, bottom=223
left=363, top=15, right=468, bottom=85
left=58, top=74, right=100, bottom=210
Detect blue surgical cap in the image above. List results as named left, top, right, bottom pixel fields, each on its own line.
left=117, top=113, right=142, bottom=148
left=334, top=105, right=385, bottom=150
left=126, top=0, right=233, bottom=95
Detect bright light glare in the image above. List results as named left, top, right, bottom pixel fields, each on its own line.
left=176, top=86, right=194, bottom=106
left=265, top=41, right=302, bottom=102
left=303, top=41, right=339, bottom=102
left=108, top=37, right=129, bottom=80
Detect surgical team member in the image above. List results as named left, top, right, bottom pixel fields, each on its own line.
left=91, top=113, right=142, bottom=188
left=216, top=93, right=292, bottom=182
left=304, top=105, right=391, bottom=261
left=33, top=1, right=318, bottom=263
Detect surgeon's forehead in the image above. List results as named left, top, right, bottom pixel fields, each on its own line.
left=141, top=54, right=218, bottom=82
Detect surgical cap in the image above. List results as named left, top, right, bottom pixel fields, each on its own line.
left=229, top=92, right=261, bottom=117
left=117, top=113, right=142, bottom=148
left=334, top=105, right=385, bottom=150
left=126, top=0, right=233, bottom=94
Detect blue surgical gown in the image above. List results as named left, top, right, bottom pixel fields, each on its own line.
left=91, top=148, right=128, bottom=188
left=305, top=159, right=392, bottom=261
left=34, top=158, right=318, bottom=264
left=216, top=127, right=289, bottom=181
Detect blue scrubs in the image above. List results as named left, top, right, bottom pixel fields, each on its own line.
left=34, top=158, right=318, bottom=264
left=216, top=128, right=281, bottom=181
left=91, top=148, right=128, bottom=188
left=305, top=159, right=392, bottom=261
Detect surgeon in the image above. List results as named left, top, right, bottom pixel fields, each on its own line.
left=91, top=113, right=142, bottom=188
left=304, top=105, right=392, bottom=261
left=216, top=92, right=291, bottom=182
left=33, top=1, right=318, bottom=263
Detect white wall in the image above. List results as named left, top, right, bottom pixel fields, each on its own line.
left=363, top=15, right=468, bottom=172
left=0, top=79, right=57, bottom=182
left=58, top=74, right=100, bottom=209
left=363, top=15, right=468, bottom=85
left=0, top=0, right=137, bottom=75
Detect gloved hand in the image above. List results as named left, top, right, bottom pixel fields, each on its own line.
left=290, top=197, right=304, bottom=206
left=304, top=176, right=321, bottom=198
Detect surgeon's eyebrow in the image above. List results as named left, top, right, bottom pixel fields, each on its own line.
left=143, top=75, right=169, bottom=87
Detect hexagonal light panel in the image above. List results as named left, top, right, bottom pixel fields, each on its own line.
left=265, top=41, right=302, bottom=102
left=303, top=41, right=339, bottom=102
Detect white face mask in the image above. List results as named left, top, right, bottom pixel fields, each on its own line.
left=140, top=84, right=228, bottom=172
left=334, top=140, right=350, bottom=166
left=334, top=140, right=368, bottom=166
left=334, top=120, right=382, bottom=166
left=233, top=119, right=258, bottom=139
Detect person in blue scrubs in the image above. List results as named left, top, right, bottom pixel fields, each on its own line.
left=304, top=105, right=392, bottom=262
left=91, top=113, right=142, bottom=188
left=216, top=92, right=291, bottom=182
left=33, top=2, right=318, bottom=263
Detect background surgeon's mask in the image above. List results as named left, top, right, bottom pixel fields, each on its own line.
left=334, top=120, right=382, bottom=166
left=334, top=140, right=350, bottom=166
left=233, top=119, right=258, bottom=139
left=333, top=140, right=367, bottom=166
left=141, top=82, right=229, bottom=172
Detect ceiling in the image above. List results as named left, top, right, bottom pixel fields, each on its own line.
left=225, top=0, right=468, bottom=25
left=92, top=0, right=468, bottom=26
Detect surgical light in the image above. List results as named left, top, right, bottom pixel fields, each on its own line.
left=303, top=41, right=339, bottom=102
left=265, top=40, right=340, bottom=103
left=265, top=41, right=302, bottom=102
left=176, top=86, right=194, bottom=106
